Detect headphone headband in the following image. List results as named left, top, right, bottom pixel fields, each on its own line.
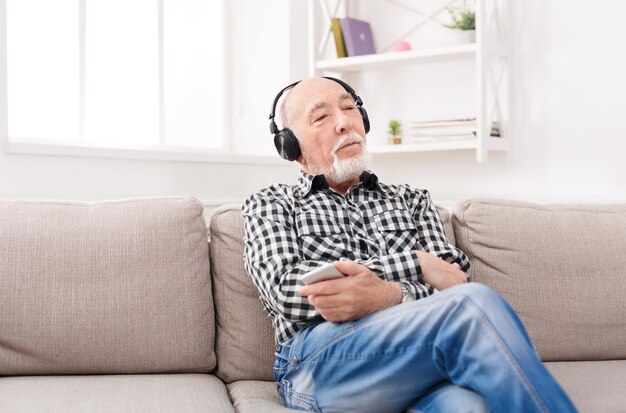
left=268, top=80, right=301, bottom=131
left=268, top=77, right=370, bottom=161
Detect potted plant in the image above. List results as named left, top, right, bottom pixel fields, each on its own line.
left=446, top=1, right=476, bottom=43
left=387, top=119, right=402, bottom=145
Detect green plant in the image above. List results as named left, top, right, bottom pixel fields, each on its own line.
left=446, top=1, right=475, bottom=31
left=388, top=119, right=402, bottom=136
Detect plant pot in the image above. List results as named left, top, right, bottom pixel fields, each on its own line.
left=458, top=29, right=476, bottom=43
left=388, top=136, right=402, bottom=145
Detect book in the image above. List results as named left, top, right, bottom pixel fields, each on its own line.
left=409, top=117, right=501, bottom=137
left=411, top=127, right=477, bottom=136
left=409, top=134, right=476, bottom=143
left=340, top=17, right=375, bottom=57
left=410, top=118, right=477, bottom=129
left=331, top=18, right=347, bottom=58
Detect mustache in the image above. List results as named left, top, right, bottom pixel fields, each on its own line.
left=331, top=133, right=365, bottom=155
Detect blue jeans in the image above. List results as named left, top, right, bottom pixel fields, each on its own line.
left=273, top=283, right=577, bottom=413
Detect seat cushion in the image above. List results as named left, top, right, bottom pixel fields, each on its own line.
left=0, top=374, right=234, bottom=413
left=0, top=197, right=215, bottom=375
left=209, top=204, right=455, bottom=383
left=452, top=198, right=626, bottom=361
left=227, top=380, right=298, bottom=413
left=546, top=360, right=626, bottom=413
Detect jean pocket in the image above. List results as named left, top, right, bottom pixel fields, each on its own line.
left=280, top=379, right=322, bottom=412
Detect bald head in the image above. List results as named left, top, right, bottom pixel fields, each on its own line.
left=280, top=78, right=353, bottom=133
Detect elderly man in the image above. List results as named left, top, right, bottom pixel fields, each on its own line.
left=242, top=77, right=576, bottom=413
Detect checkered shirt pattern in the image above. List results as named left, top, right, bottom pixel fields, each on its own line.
left=242, top=170, right=470, bottom=345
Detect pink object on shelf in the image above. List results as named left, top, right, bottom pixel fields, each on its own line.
left=392, top=40, right=412, bottom=52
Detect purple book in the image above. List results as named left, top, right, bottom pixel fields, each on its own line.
left=340, top=17, right=376, bottom=57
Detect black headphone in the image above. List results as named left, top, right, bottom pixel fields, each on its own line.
left=268, top=76, right=370, bottom=161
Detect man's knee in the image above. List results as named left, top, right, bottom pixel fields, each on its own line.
left=451, top=282, right=503, bottom=307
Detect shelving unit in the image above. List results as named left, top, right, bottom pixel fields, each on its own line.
left=308, top=0, right=510, bottom=163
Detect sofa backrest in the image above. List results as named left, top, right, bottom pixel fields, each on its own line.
left=0, top=197, right=216, bottom=375
left=452, top=198, right=626, bottom=361
left=210, top=204, right=456, bottom=383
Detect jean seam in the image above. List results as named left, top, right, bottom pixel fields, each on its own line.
left=460, top=295, right=550, bottom=413
left=297, top=344, right=436, bottom=367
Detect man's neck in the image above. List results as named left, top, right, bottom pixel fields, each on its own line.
left=329, top=177, right=360, bottom=196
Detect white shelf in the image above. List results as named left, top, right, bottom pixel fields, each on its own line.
left=369, top=139, right=477, bottom=154
left=316, top=43, right=476, bottom=72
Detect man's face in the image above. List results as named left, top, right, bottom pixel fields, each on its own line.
left=287, top=78, right=368, bottom=180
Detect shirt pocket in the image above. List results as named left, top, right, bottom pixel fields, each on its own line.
left=296, top=213, right=347, bottom=261
left=374, top=209, right=418, bottom=253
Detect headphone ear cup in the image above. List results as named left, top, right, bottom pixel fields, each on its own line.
left=274, top=129, right=301, bottom=161
left=359, top=107, right=370, bottom=134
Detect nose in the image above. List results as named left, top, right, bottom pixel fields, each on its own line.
left=334, top=109, right=350, bottom=135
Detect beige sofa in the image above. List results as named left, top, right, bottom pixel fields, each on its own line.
left=0, top=196, right=624, bottom=413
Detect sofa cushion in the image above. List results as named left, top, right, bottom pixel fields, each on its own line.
left=227, top=380, right=297, bottom=413
left=545, top=360, right=626, bottom=413
left=438, top=207, right=455, bottom=246
left=452, top=198, right=626, bottom=361
left=209, top=204, right=455, bottom=383
left=210, top=205, right=275, bottom=383
left=0, top=197, right=215, bottom=375
left=0, top=374, right=234, bottom=413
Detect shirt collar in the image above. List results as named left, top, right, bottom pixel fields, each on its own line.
left=293, top=169, right=381, bottom=198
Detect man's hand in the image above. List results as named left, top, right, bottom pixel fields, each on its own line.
left=298, top=260, right=401, bottom=322
left=415, top=250, right=467, bottom=290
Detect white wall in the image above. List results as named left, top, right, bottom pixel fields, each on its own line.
left=367, top=0, right=626, bottom=204
left=0, top=152, right=296, bottom=205
left=1, top=0, right=625, bottom=207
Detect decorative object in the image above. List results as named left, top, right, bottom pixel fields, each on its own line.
left=446, top=1, right=476, bottom=43
left=392, top=40, right=412, bottom=52
left=387, top=119, right=402, bottom=144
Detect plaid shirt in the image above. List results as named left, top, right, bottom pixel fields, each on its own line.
left=242, top=170, right=470, bottom=345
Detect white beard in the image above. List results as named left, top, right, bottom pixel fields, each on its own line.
left=307, top=133, right=371, bottom=186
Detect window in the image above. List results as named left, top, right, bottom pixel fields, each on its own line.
left=6, top=0, right=224, bottom=151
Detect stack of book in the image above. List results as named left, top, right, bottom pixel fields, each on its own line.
left=409, top=118, right=500, bottom=143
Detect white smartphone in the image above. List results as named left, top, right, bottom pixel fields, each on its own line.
left=301, top=263, right=345, bottom=285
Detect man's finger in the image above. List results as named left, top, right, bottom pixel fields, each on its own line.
left=334, top=259, right=363, bottom=276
